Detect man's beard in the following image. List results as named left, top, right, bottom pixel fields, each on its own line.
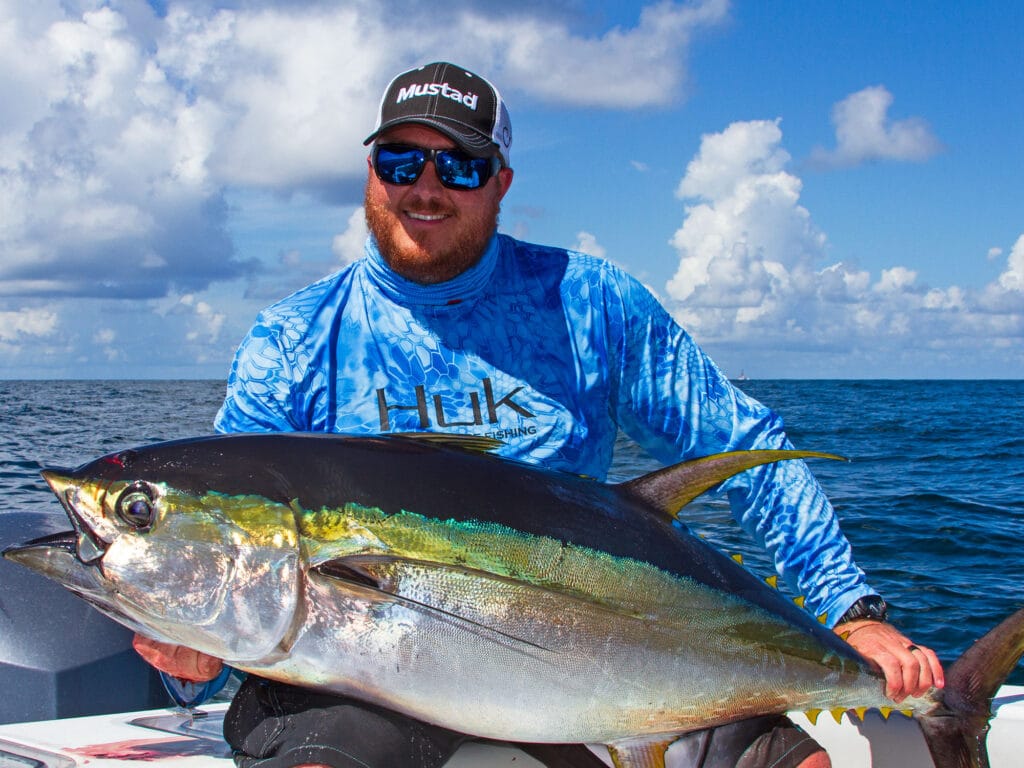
left=364, top=183, right=501, bottom=285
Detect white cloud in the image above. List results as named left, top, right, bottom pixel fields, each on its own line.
left=667, top=119, right=826, bottom=313
left=1, top=0, right=726, bottom=309
left=0, top=308, right=59, bottom=342
left=179, top=293, right=226, bottom=343
left=998, top=234, right=1024, bottom=292
left=480, top=0, right=729, bottom=108
left=153, top=292, right=227, bottom=355
left=1, top=3, right=248, bottom=299
left=93, top=328, right=116, bottom=345
left=572, top=231, right=606, bottom=259
left=810, top=85, right=943, bottom=169
left=332, top=207, right=369, bottom=267
left=665, top=120, right=1023, bottom=367
left=874, top=266, right=918, bottom=294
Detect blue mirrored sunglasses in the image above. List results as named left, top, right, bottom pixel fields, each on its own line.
left=372, top=144, right=502, bottom=191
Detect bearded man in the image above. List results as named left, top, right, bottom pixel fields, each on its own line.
left=135, top=61, right=942, bottom=768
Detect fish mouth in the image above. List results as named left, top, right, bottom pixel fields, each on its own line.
left=41, top=468, right=108, bottom=564
left=2, top=530, right=77, bottom=574
left=7, top=529, right=78, bottom=554
left=3, top=530, right=138, bottom=628
left=3, top=530, right=95, bottom=585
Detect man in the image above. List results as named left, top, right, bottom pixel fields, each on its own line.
left=135, top=62, right=943, bottom=768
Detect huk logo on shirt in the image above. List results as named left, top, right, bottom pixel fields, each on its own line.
left=376, top=378, right=534, bottom=430
left=396, top=81, right=479, bottom=111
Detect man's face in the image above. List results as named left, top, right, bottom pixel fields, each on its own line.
left=365, top=124, right=513, bottom=285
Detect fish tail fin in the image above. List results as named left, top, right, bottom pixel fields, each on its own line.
left=919, top=607, right=1024, bottom=768
left=619, top=449, right=844, bottom=519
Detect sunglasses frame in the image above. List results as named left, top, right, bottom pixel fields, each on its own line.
left=372, top=143, right=502, bottom=191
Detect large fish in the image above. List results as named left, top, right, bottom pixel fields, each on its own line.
left=4, top=433, right=1022, bottom=768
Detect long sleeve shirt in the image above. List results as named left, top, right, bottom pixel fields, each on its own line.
left=215, top=232, right=873, bottom=626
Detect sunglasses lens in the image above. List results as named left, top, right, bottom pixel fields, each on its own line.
left=374, top=145, right=498, bottom=190
left=435, top=152, right=494, bottom=190
left=374, top=146, right=426, bottom=185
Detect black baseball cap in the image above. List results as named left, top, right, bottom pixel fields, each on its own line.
left=364, top=62, right=512, bottom=166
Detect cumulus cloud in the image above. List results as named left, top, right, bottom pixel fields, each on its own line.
left=810, top=85, right=943, bottom=169
left=998, top=234, right=1024, bottom=293
left=484, top=0, right=729, bottom=107
left=667, top=119, right=826, bottom=318
left=0, top=308, right=59, bottom=343
left=1, top=0, right=724, bottom=310
left=665, top=119, right=1023, bottom=367
left=332, top=207, right=369, bottom=267
left=572, top=231, right=607, bottom=259
left=1, top=5, right=251, bottom=300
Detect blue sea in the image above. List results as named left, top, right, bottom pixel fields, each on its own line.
left=1, top=379, right=1022, bottom=684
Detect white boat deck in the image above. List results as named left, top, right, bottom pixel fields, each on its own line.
left=1, top=686, right=1022, bottom=768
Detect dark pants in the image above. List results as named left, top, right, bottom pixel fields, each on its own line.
left=224, top=677, right=823, bottom=768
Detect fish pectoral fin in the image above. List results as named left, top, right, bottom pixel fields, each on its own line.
left=606, top=736, right=676, bottom=768
left=619, top=449, right=845, bottom=519
left=313, top=559, right=382, bottom=590
left=311, top=557, right=556, bottom=656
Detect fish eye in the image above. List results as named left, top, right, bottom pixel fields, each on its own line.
left=115, top=483, right=156, bottom=529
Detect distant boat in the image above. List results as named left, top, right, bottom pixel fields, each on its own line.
left=734, top=370, right=750, bottom=382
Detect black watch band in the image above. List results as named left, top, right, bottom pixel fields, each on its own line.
left=838, top=595, right=889, bottom=624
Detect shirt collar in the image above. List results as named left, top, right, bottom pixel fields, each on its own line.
left=362, top=234, right=499, bottom=307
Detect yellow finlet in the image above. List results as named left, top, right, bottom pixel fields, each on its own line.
left=817, top=612, right=829, bottom=624
left=805, top=709, right=822, bottom=725
left=731, top=553, right=744, bottom=565
left=830, top=708, right=845, bottom=724
left=607, top=736, right=674, bottom=768
left=853, top=707, right=868, bottom=721
left=765, top=575, right=779, bottom=589
left=880, top=707, right=894, bottom=719
left=793, top=595, right=806, bottom=608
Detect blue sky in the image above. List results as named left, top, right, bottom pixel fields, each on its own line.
left=1, top=0, right=1021, bottom=379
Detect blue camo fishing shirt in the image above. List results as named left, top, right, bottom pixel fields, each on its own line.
left=215, top=232, right=874, bottom=626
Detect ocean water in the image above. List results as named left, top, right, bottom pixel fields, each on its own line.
left=1, top=379, right=1022, bottom=684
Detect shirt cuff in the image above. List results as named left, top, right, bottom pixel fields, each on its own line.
left=159, top=666, right=233, bottom=708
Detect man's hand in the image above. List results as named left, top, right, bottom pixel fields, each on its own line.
left=835, top=620, right=944, bottom=702
left=132, top=634, right=224, bottom=683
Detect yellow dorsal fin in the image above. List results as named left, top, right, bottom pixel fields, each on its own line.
left=804, top=709, right=822, bottom=725
left=619, top=449, right=845, bottom=519
left=830, top=708, right=845, bottom=724
left=390, top=432, right=503, bottom=452
left=607, top=736, right=675, bottom=768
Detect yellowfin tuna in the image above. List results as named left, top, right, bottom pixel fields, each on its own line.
left=4, top=433, right=1022, bottom=768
